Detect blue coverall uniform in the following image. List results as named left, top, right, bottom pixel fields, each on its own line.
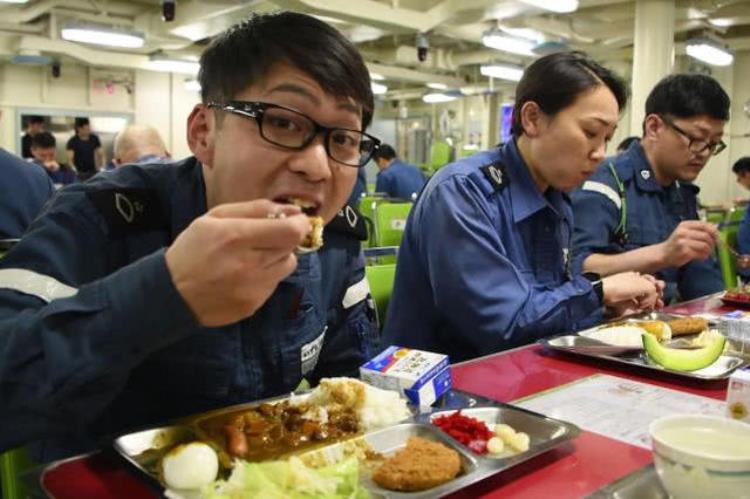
left=0, top=150, right=54, bottom=239
left=0, top=157, right=379, bottom=461
left=375, top=159, right=426, bottom=200
left=571, top=141, right=724, bottom=302
left=383, top=140, right=603, bottom=362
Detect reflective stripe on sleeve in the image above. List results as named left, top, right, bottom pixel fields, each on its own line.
left=581, top=181, right=621, bottom=210
left=0, top=268, right=78, bottom=303
left=342, top=277, right=370, bottom=309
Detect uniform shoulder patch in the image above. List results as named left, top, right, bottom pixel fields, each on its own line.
left=480, top=162, right=509, bottom=191
left=86, top=188, right=167, bottom=237
left=324, top=204, right=368, bottom=241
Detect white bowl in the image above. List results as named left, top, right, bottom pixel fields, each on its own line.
left=650, top=415, right=750, bottom=499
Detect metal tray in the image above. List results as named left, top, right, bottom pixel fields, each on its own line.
left=587, top=464, right=667, bottom=498
left=540, top=313, right=748, bottom=381
left=113, top=390, right=580, bottom=497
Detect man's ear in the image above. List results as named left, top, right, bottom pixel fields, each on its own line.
left=643, top=114, right=662, bottom=140
left=519, top=101, right=544, bottom=138
left=187, top=104, right=214, bottom=166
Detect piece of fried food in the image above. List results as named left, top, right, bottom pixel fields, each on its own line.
left=638, top=320, right=672, bottom=341
left=372, top=437, right=461, bottom=492
left=299, top=215, right=323, bottom=251
left=667, top=317, right=708, bottom=336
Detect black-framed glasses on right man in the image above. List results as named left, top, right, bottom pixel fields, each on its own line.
left=659, top=115, right=726, bottom=156
left=207, top=100, right=381, bottom=168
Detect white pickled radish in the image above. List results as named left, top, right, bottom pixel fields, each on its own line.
left=494, top=423, right=516, bottom=442
left=486, top=436, right=505, bottom=454
left=509, top=432, right=530, bottom=452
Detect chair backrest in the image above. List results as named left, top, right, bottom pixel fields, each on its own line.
left=357, top=196, right=390, bottom=248
left=373, top=202, right=412, bottom=248
left=365, top=263, right=397, bottom=328
left=1, top=447, right=35, bottom=499
left=430, top=141, right=453, bottom=171
left=718, top=214, right=742, bottom=289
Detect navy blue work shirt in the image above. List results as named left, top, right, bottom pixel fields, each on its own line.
left=0, top=149, right=54, bottom=239
left=383, top=140, right=603, bottom=362
left=375, top=159, right=426, bottom=200
left=571, top=141, right=723, bottom=302
left=0, top=157, right=379, bottom=461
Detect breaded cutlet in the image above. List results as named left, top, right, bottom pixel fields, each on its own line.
left=372, top=436, right=461, bottom=492
left=667, top=317, right=708, bottom=336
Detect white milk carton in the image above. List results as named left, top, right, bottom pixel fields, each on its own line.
left=359, top=345, right=451, bottom=406
left=727, top=367, right=750, bottom=423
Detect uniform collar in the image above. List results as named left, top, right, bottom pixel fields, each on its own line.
left=502, top=140, right=567, bottom=224
left=624, top=141, right=669, bottom=193
left=170, top=157, right=207, bottom=240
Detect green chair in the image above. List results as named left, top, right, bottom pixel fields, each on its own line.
left=1, top=447, right=35, bottom=499
left=429, top=141, right=453, bottom=171
left=365, top=263, right=397, bottom=329
left=358, top=195, right=391, bottom=248
left=717, top=207, right=745, bottom=289
left=373, top=202, right=412, bottom=248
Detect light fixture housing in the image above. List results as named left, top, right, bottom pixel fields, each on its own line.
left=0, top=0, right=30, bottom=3
left=480, top=63, right=524, bottom=82
left=686, top=37, right=734, bottom=66
left=371, top=82, right=388, bottom=95
left=427, top=82, right=448, bottom=90
left=61, top=25, right=145, bottom=49
left=520, top=0, right=578, bottom=13
left=422, top=92, right=457, bottom=104
left=482, top=29, right=535, bottom=56
left=148, top=54, right=200, bottom=75
left=369, top=72, right=385, bottom=81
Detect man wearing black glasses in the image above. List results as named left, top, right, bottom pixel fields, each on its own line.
left=0, top=12, right=380, bottom=461
left=572, top=74, right=729, bottom=303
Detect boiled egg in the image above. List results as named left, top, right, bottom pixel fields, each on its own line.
left=162, top=441, right=219, bottom=490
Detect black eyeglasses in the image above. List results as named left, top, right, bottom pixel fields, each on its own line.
left=207, top=100, right=380, bottom=168
left=660, top=115, right=726, bottom=156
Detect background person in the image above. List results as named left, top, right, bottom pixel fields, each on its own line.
left=112, top=124, right=171, bottom=167
left=21, top=115, right=45, bottom=159
left=572, top=74, right=729, bottom=303
left=66, top=117, right=105, bottom=181
left=373, top=143, right=426, bottom=200
left=29, top=132, right=77, bottom=186
left=384, top=52, right=663, bottom=362
left=0, top=11, right=379, bottom=461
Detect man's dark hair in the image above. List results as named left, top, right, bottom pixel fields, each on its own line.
left=28, top=115, right=44, bottom=125
left=732, top=157, right=750, bottom=175
left=373, top=143, right=397, bottom=162
left=645, top=74, right=730, bottom=121
left=74, top=117, right=90, bottom=129
left=31, top=131, right=56, bottom=149
left=199, top=11, right=374, bottom=129
left=512, top=51, right=627, bottom=138
left=617, top=136, right=639, bottom=152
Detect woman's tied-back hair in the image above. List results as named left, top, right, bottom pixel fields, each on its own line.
left=512, top=51, right=628, bottom=138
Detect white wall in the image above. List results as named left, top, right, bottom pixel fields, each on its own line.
left=0, top=62, right=199, bottom=160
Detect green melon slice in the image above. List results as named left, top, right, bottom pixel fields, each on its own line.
left=642, top=332, right=726, bottom=371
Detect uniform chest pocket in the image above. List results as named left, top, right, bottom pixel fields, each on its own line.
left=626, top=223, right=665, bottom=249
left=277, top=295, right=327, bottom=391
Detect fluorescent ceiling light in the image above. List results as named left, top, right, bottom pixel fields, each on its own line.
left=422, top=93, right=456, bottom=104
left=520, top=0, right=578, bottom=13
left=500, top=27, right=544, bottom=43
left=686, top=38, right=734, bottom=66
left=427, top=82, right=448, bottom=90
left=482, top=31, right=535, bottom=56
left=0, top=0, right=30, bottom=3
left=371, top=82, right=388, bottom=95
left=480, top=64, right=524, bottom=82
left=369, top=72, right=385, bottom=81
left=709, top=18, right=733, bottom=28
left=148, top=55, right=200, bottom=75
left=61, top=26, right=144, bottom=49
left=184, top=79, right=201, bottom=92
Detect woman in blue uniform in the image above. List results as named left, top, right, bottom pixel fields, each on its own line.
left=384, top=52, right=664, bottom=361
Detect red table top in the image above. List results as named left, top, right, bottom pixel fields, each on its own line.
left=37, top=295, right=738, bottom=498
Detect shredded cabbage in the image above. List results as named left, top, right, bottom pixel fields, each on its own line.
left=201, top=456, right=370, bottom=499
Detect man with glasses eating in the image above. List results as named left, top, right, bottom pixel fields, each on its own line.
left=0, top=12, right=380, bottom=461
left=572, top=74, right=729, bottom=303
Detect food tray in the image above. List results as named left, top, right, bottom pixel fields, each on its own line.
left=113, top=390, right=580, bottom=498
left=587, top=464, right=667, bottom=498
left=720, top=290, right=750, bottom=309
left=540, top=313, right=748, bottom=381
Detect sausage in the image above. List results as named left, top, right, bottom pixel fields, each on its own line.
left=224, top=423, right=249, bottom=457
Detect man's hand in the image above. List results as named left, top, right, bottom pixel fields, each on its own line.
left=165, top=200, right=311, bottom=327
left=43, top=160, right=60, bottom=172
left=658, top=221, right=718, bottom=268
left=601, top=271, right=664, bottom=317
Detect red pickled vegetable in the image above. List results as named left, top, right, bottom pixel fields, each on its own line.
left=432, top=410, right=493, bottom=455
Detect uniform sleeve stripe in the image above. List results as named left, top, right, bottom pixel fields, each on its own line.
left=581, top=181, right=621, bottom=209
left=0, top=268, right=77, bottom=303
left=342, top=277, right=370, bottom=309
